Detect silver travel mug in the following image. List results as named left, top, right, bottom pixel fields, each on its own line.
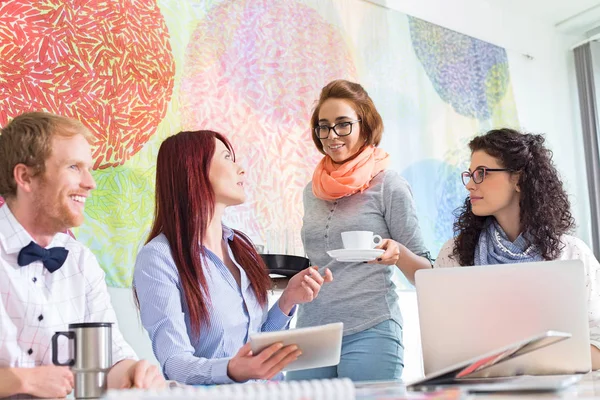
left=52, top=322, right=113, bottom=399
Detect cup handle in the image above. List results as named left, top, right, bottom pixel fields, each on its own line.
left=372, top=235, right=383, bottom=248
left=51, top=331, right=76, bottom=366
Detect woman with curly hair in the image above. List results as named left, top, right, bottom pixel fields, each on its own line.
left=435, top=128, right=600, bottom=369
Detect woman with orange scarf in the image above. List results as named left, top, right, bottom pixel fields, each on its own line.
left=287, top=80, right=432, bottom=382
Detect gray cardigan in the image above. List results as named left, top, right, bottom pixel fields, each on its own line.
left=298, top=169, right=429, bottom=335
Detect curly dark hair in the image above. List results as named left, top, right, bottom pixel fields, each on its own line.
left=452, top=128, right=574, bottom=265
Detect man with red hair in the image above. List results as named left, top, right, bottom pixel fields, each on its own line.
left=0, top=112, right=165, bottom=397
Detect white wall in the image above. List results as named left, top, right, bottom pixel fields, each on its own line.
left=368, top=0, right=593, bottom=247
left=108, top=287, right=159, bottom=366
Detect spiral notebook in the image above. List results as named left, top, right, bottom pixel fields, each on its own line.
left=103, top=378, right=355, bottom=400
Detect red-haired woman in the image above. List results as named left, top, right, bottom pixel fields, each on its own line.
left=133, top=130, right=332, bottom=385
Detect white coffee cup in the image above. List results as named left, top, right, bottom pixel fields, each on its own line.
left=341, top=231, right=383, bottom=250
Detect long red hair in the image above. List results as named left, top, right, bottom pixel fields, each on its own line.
left=147, top=130, right=271, bottom=336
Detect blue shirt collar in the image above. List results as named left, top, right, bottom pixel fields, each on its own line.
left=222, top=225, right=235, bottom=242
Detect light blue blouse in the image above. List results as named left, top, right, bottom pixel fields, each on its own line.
left=133, top=226, right=295, bottom=384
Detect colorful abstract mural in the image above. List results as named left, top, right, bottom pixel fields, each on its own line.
left=401, top=17, right=518, bottom=255
left=408, top=17, right=511, bottom=121
left=0, top=0, right=518, bottom=287
left=0, top=0, right=176, bottom=168
left=179, top=0, right=357, bottom=250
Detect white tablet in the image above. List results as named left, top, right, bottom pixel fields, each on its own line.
left=249, top=322, right=343, bottom=372
left=406, top=330, right=572, bottom=391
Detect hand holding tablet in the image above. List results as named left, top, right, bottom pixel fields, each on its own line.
left=249, top=322, right=344, bottom=372
left=227, top=341, right=302, bottom=382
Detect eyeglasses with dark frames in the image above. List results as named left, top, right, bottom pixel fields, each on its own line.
left=314, top=119, right=361, bottom=139
left=461, top=167, right=511, bottom=186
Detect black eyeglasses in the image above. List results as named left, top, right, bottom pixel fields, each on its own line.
left=314, top=119, right=361, bottom=139
left=461, top=167, right=511, bottom=186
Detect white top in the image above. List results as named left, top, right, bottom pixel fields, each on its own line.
left=0, top=204, right=136, bottom=367
left=435, top=235, right=600, bottom=349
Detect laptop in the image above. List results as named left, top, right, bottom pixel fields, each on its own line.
left=415, top=260, right=592, bottom=377
left=406, top=330, right=581, bottom=391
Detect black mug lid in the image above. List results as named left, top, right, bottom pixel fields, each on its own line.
left=68, top=322, right=113, bottom=328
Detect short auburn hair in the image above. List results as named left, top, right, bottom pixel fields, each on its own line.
left=310, top=79, right=384, bottom=155
left=0, top=112, right=92, bottom=199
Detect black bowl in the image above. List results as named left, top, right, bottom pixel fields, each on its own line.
left=260, top=254, right=310, bottom=277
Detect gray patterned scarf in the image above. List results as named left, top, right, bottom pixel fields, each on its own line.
left=474, top=218, right=543, bottom=265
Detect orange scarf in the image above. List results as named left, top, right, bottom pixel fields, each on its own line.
left=312, top=146, right=390, bottom=201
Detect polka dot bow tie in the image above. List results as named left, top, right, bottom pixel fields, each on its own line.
left=17, top=241, right=69, bottom=273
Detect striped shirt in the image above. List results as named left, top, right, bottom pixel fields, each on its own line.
left=133, top=227, right=295, bottom=385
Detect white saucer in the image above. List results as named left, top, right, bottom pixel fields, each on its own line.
left=327, top=248, right=384, bottom=262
